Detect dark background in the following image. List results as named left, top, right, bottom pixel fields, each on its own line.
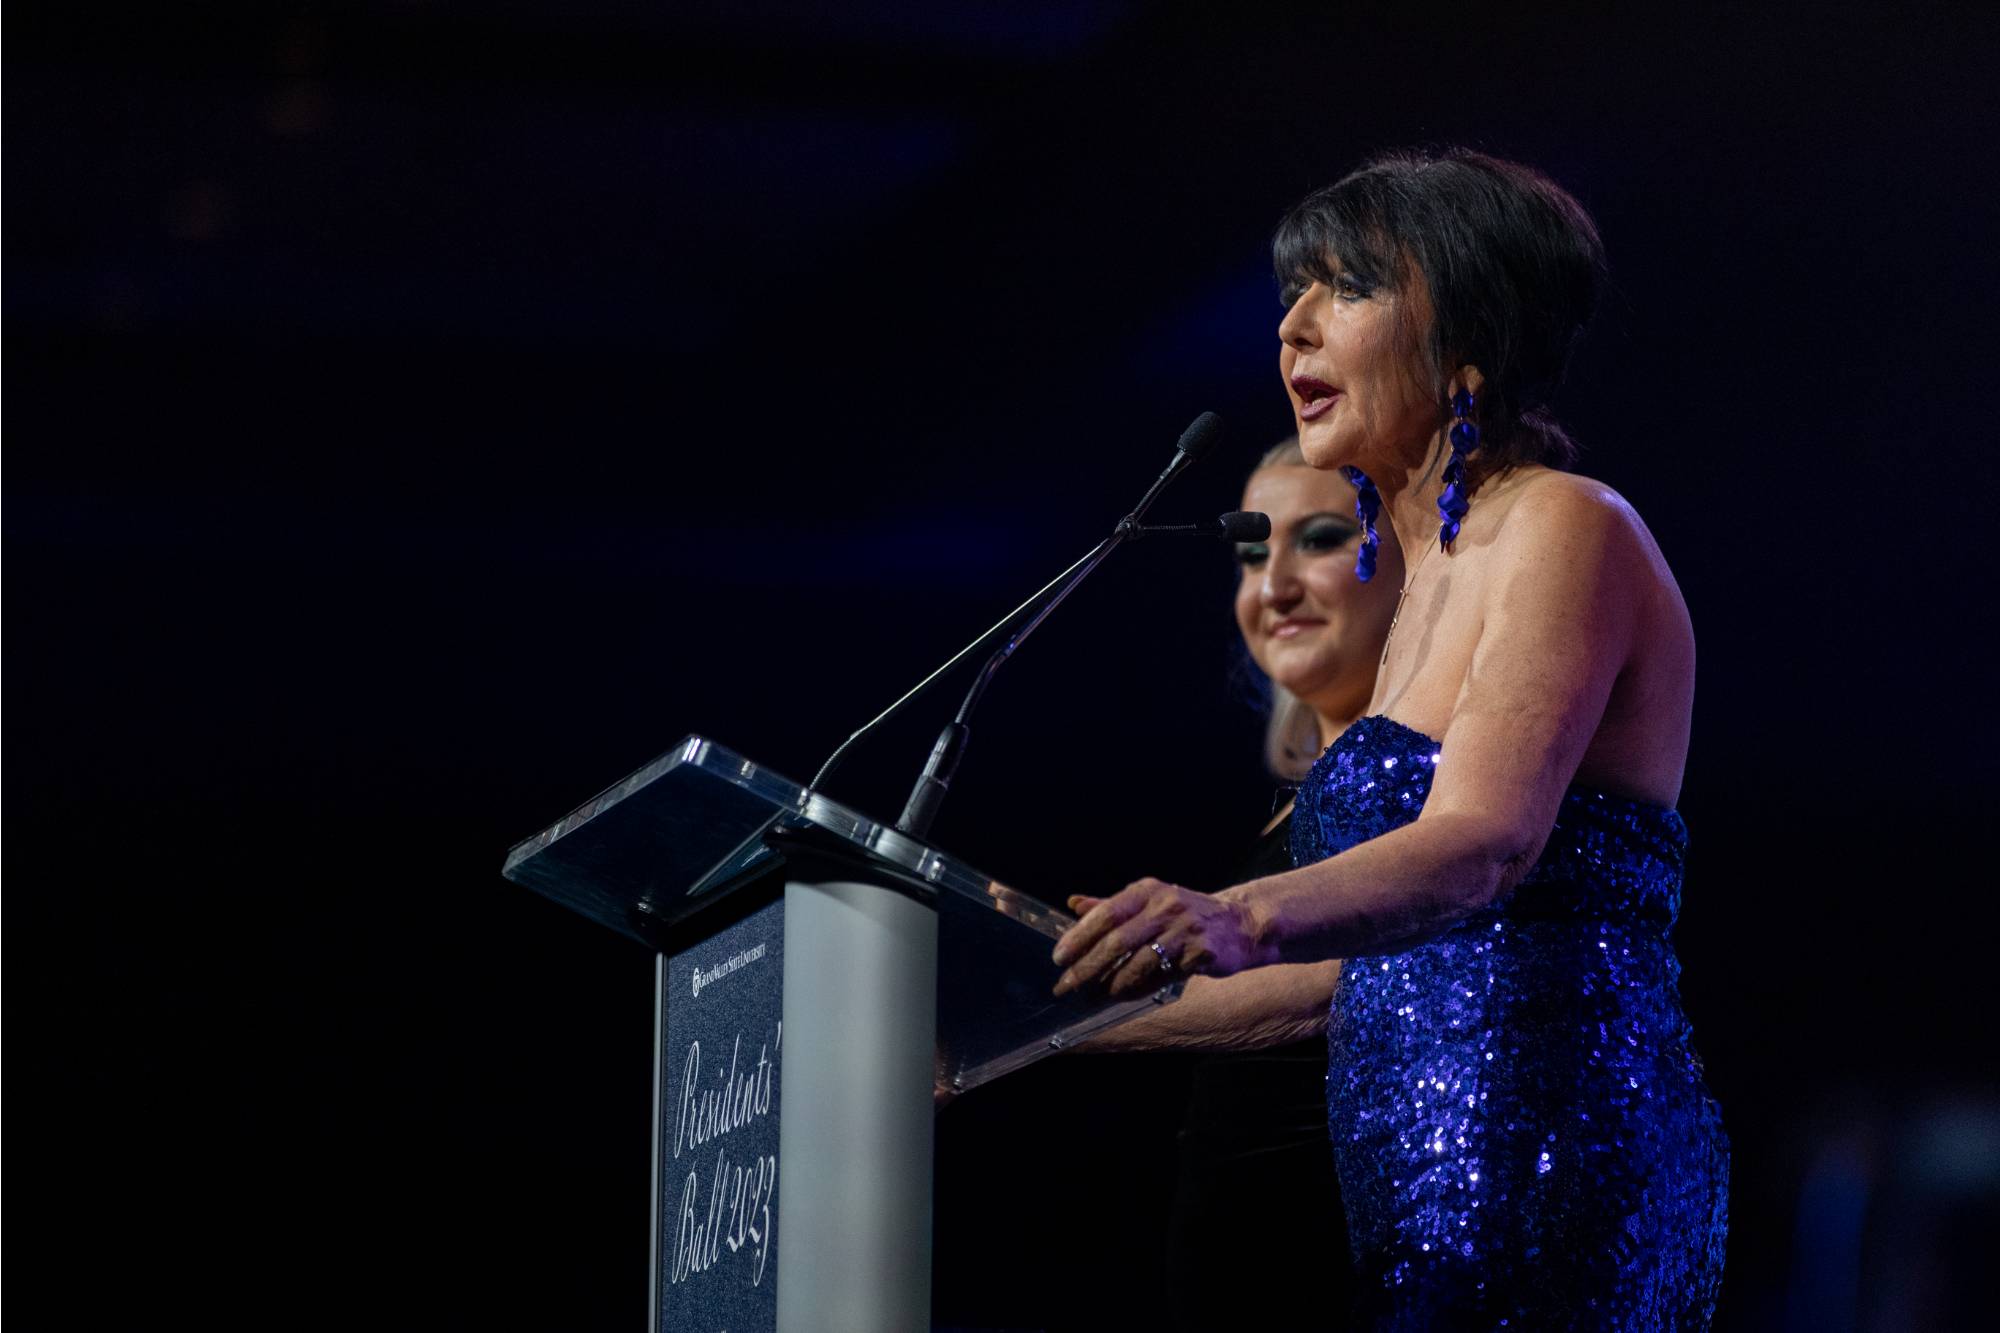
left=8, top=2, right=1997, bottom=1328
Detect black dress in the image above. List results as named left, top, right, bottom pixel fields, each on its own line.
left=1163, top=804, right=1354, bottom=1329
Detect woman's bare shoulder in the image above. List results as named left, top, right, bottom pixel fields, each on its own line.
left=1495, top=467, right=1640, bottom=521
left=1490, top=468, right=1692, bottom=669
left=1486, top=468, right=1662, bottom=569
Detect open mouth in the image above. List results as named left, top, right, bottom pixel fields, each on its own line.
left=1292, top=375, right=1340, bottom=421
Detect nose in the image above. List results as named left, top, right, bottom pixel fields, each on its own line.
left=1278, top=283, right=1322, bottom=354
left=1259, top=550, right=1304, bottom=612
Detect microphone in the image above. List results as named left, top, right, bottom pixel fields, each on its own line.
left=1127, top=412, right=1226, bottom=519
left=1221, top=511, right=1272, bottom=541
left=808, top=413, right=1228, bottom=835
left=1122, top=511, right=1271, bottom=542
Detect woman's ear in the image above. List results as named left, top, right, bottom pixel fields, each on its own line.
left=1450, top=365, right=1487, bottom=400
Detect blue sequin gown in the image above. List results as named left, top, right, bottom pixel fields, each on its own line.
left=1294, top=716, right=1729, bottom=1330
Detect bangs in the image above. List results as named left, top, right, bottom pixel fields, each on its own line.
left=1271, top=147, right=1606, bottom=472
left=1272, top=183, right=1404, bottom=296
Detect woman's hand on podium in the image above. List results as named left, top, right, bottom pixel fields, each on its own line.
left=1051, top=879, right=1270, bottom=999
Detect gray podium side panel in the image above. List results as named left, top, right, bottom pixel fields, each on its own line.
left=653, top=901, right=787, bottom=1332
left=775, top=879, right=938, bottom=1332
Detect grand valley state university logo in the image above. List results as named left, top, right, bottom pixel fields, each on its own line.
left=691, top=940, right=767, bottom=997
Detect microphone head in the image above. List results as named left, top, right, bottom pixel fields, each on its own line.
left=1219, top=511, right=1271, bottom=542
left=1175, top=411, right=1225, bottom=462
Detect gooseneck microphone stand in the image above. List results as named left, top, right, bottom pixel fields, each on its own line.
left=892, top=508, right=1270, bottom=839
left=808, top=412, right=1223, bottom=803
left=806, top=413, right=1278, bottom=842
left=800, top=411, right=1271, bottom=844
left=809, top=413, right=1245, bottom=832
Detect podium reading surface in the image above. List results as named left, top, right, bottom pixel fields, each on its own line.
left=504, top=736, right=1177, bottom=1331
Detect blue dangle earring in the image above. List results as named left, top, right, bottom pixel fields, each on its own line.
left=1439, top=388, right=1479, bottom=547
left=1340, top=465, right=1382, bottom=582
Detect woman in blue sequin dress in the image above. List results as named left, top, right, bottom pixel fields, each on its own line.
left=1055, top=150, right=1728, bottom=1329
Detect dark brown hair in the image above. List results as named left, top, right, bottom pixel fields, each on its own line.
left=1274, top=148, right=1607, bottom=471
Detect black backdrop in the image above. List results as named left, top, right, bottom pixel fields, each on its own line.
left=8, top=2, right=1997, bottom=1328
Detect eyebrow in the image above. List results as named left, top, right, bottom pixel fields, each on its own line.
left=1291, top=510, right=1358, bottom=528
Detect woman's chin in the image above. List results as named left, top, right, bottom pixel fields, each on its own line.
left=1296, top=428, right=1354, bottom=473
left=1271, top=666, right=1339, bottom=700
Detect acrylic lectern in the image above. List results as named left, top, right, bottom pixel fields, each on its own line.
left=502, top=736, right=1179, bottom=1332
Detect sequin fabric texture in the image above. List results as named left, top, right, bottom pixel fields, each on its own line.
left=1294, top=716, right=1729, bottom=1330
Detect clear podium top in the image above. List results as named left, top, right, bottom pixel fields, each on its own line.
left=503, top=736, right=1177, bottom=1091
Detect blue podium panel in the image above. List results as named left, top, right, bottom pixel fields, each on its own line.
left=656, top=901, right=785, bottom=1333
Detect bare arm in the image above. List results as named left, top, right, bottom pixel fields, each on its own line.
left=1075, top=961, right=1340, bottom=1052
left=1057, top=482, right=1652, bottom=993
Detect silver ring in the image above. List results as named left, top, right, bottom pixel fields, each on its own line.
left=1149, top=941, right=1176, bottom=974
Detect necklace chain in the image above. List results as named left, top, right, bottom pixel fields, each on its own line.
left=1380, top=532, right=1442, bottom=668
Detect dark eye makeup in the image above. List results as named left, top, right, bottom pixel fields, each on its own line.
left=1236, top=514, right=1357, bottom=569
left=1279, top=265, right=1377, bottom=309
left=1298, top=516, right=1359, bottom=550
